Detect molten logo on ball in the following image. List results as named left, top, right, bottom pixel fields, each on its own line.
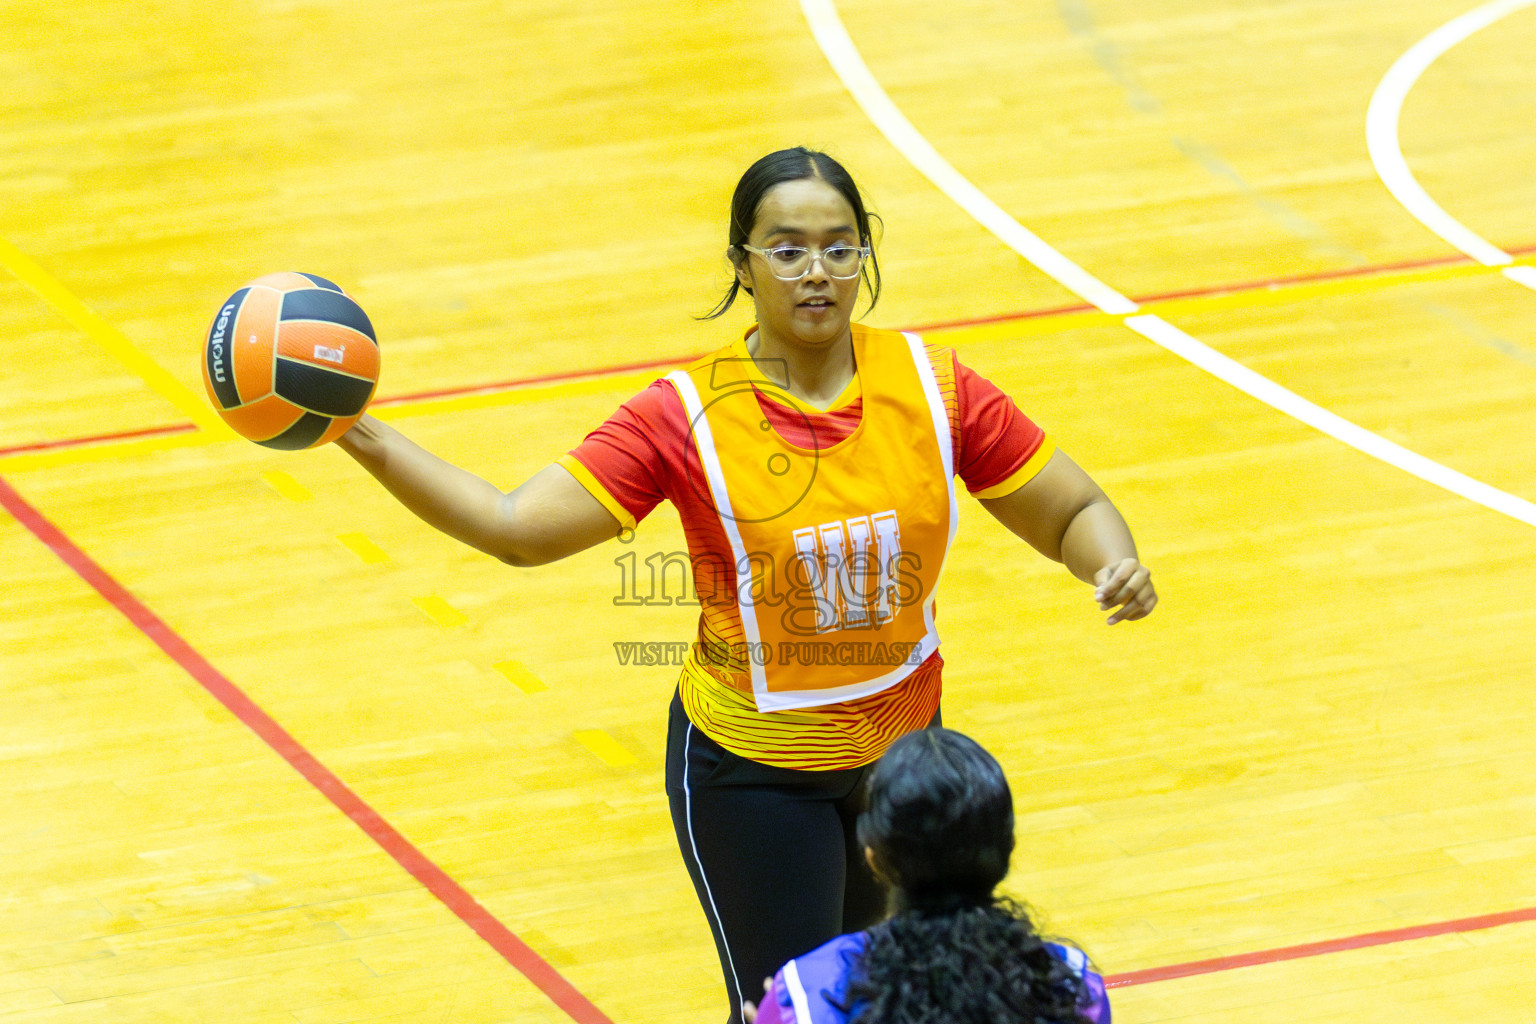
left=208, top=301, right=236, bottom=384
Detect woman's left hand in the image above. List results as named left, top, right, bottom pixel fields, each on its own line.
left=1094, top=558, right=1157, bottom=624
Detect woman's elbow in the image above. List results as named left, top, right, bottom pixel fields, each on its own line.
left=492, top=541, right=559, bottom=568
left=491, top=535, right=573, bottom=568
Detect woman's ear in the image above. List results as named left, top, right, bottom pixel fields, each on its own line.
left=733, top=252, right=755, bottom=296
left=864, top=845, right=888, bottom=883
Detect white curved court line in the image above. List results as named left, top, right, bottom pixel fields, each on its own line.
left=799, top=0, right=1536, bottom=528
left=1366, top=0, right=1536, bottom=292
left=798, top=0, right=1137, bottom=316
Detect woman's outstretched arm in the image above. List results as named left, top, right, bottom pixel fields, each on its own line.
left=978, top=449, right=1157, bottom=624
left=335, top=415, right=622, bottom=567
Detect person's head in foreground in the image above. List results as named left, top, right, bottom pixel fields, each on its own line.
left=749, top=728, right=1110, bottom=1024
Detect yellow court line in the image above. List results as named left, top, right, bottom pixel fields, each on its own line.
left=574, top=729, right=638, bottom=767
left=2, top=253, right=1532, bottom=476
left=261, top=470, right=314, bottom=502
left=0, top=237, right=233, bottom=438
left=0, top=431, right=211, bottom=474
left=494, top=661, right=548, bottom=693
left=336, top=532, right=391, bottom=564
left=413, top=595, right=469, bottom=627
left=1143, top=255, right=1529, bottom=322
left=918, top=254, right=1534, bottom=344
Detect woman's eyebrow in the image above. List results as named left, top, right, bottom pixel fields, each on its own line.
left=762, top=223, right=857, bottom=238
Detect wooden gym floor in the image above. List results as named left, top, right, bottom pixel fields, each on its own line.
left=2, top=0, right=1534, bottom=1021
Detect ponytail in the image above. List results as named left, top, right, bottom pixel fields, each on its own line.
left=847, top=898, right=1092, bottom=1024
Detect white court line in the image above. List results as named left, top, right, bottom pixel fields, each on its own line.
left=796, top=0, right=1135, bottom=316
left=799, top=0, right=1536, bottom=528
left=1365, top=0, right=1536, bottom=293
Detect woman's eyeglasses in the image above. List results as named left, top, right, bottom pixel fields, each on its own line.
left=740, top=244, right=871, bottom=281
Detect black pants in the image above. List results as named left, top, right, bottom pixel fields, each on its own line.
left=665, top=691, right=936, bottom=1024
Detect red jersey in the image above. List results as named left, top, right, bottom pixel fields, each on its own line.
left=559, top=329, right=1050, bottom=768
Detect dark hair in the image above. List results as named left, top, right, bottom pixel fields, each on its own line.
left=701, top=147, right=882, bottom=320
left=848, top=729, right=1092, bottom=1024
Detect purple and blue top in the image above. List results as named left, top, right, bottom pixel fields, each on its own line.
left=753, top=931, right=1110, bottom=1024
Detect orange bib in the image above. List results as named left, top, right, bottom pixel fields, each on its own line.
left=667, top=325, right=955, bottom=711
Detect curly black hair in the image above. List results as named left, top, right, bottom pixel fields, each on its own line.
left=845, top=729, right=1093, bottom=1024
left=846, top=897, right=1091, bottom=1024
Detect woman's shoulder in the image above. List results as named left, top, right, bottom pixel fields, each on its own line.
left=1044, top=942, right=1112, bottom=1024
left=784, top=932, right=867, bottom=992
left=797, top=930, right=869, bottom=967
left=1043, top=941, right=1100, bottom=981
left=851, top=322, right=957, bottom=366
left=598, top=376, right=690, bottom=436
left=770, top=932, right=868, bottom=1024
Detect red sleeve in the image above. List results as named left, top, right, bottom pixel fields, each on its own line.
left=951, top=351, right=1049, bottom=496
left=562, top=379, right=689, bottom=526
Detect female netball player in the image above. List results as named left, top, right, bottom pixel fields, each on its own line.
left=744, top=727, right=1109, bottom=1024
left=335, top=147, right=1154, bottom=1024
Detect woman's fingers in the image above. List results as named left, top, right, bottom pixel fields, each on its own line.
left=1094, top=559, right=1157, bottom=624
left=742, top=977, right=773, bottom=1023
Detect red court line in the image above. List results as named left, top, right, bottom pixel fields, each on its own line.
left=6, top=474, right=1536, bottom=1002
left=11, top=244, right=1536, bottom=460
left=0, top=475, right=615, bottom=1024
left=904, top=241, right=1536, bottom=333
left=8, top=243, right=1535, bottom=463
left=0, top=422, right=197, bottom=457
left=1105, top=903, right=1536, bottom=988
left=370, top=353, right=693, bottom=407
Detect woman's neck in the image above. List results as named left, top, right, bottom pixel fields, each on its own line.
left=891, top=887, right=998, bottom=917
left=746, top=326, right=855, bottom=411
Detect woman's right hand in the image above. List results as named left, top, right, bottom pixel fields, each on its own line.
left=742, top=976, right=773, bottom=1023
